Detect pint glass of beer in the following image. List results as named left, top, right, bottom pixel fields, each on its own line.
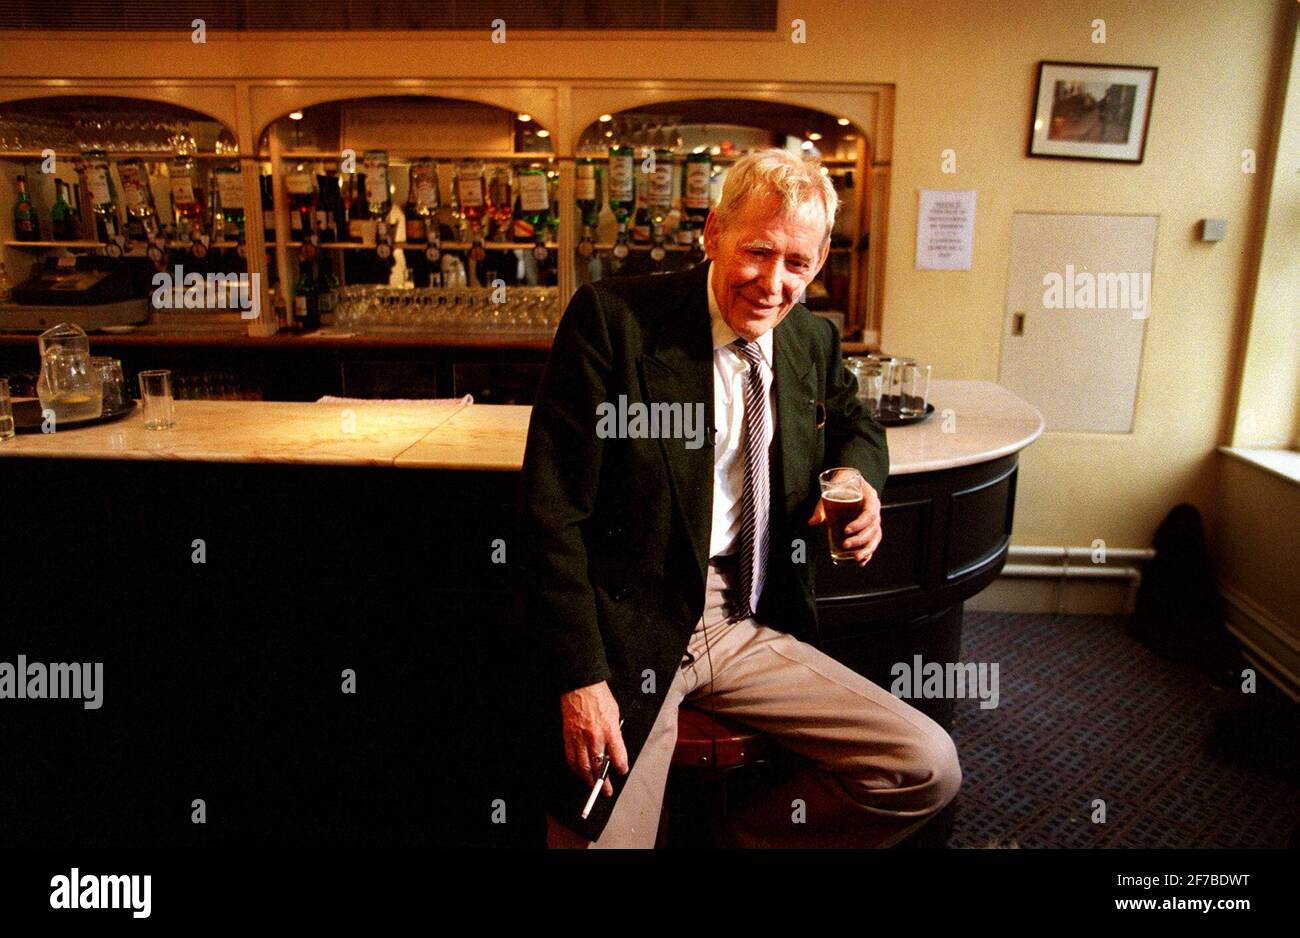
left=819, top=467, right=865, bottom=564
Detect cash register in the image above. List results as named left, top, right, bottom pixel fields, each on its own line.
left=0, top=255, right=150, bottom=332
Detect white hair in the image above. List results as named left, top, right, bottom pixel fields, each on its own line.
left=712, top=147, right=839, bottom=246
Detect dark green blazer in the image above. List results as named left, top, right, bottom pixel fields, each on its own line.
left=517, top=260, right=889, bottom=841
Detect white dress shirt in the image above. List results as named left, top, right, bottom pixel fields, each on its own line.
left=707, top=261, right=777, bottom=574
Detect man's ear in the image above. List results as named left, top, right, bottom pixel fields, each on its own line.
left=702, top=210, right=719, bottom=258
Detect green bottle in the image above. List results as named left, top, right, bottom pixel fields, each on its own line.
left=79, top=151, right=119, bottom=242
left=293, top=259, right=319, bottom=332
left=214, top=166, right=245, bottom=242
left=575, top=158, right=601, bottom=227
left=517, top=165, right=550, bottom=259
left=51, top=179, right=77, bottom=241
left=13, top=174, right=40, bottom=241
left=315, top=257, right=339, bottom=327
left=606, top=146, right=635, bottom=224
left=683, top=151, right=712, bottom=221
left=516, top=166, right=549, bottom=228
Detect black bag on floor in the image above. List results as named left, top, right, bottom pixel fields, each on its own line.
left=1129, top=503, right=1242, bottom=684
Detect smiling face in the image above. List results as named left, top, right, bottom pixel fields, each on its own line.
left=703, top=190, right=831, bottom=342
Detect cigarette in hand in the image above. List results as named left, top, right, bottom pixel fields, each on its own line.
left=580, top=719, right=625, bottom=820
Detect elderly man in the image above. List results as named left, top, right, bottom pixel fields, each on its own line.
left=518, top=148, right=961, bottom=848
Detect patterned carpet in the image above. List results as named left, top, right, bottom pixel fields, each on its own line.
left=947, top=611, right=1299, bottom=848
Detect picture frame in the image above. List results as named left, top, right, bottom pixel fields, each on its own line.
left=1027, top=60, right=1157, bottom=163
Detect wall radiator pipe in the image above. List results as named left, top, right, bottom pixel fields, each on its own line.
left=998, top=545, right=1156, bottom=615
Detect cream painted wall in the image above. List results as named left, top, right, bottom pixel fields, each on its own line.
left=0, top=0, right=1292, bottom=554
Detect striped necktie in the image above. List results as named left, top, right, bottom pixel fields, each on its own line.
left=733, top=337, right=770, bottom=620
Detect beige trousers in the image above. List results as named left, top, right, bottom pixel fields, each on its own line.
left=548, top=558, right=963, bottom=849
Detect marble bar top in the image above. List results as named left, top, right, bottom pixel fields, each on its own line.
left=0, top=398, right=472, bottom=467
left=0, top=380, right=1043, bottom=475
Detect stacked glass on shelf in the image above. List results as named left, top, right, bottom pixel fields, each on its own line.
left=333, top=284, right=561, bottom=334
left=0, top=108, right=205, bottom=153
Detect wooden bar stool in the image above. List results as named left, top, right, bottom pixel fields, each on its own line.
left=655, top=702, right=774, bottom=848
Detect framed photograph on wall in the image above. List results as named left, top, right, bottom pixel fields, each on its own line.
left=1028, top=61, right=1157, bottom=163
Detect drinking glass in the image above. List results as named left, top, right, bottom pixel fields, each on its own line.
left=414, top=292, right=434, bottom=329
left=0, top=378, right=15, bottom=441
left=899, top=361, right=932, bottom=417
left=847, top=358, right=886, bottom=418
left=467, top=290, right=489, bottom=331
left=883, top=356, right=912, bottom=415
left=138, top=369, right=175, bottom=430
left=334, top=287, right=352, bottom=328
left=818, top=467, right=865, bottom=564
left=91, top=356, right=127, bottom=412
left=361, top=288, right=382, bottom=328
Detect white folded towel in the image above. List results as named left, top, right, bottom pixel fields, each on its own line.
left=314, top=394, right=474, bottom=406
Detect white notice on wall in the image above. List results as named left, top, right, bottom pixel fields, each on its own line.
left=916, top=189, right=976, bottom=270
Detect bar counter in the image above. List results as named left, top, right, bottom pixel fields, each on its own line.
left=0, top=328, right=556, bottom=351
left=1, top=380, right=1040, bottom=848
left=0, top=379, right=1041, bottom=472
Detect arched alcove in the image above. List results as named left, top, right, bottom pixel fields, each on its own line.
left=256, top=94, right=554, bottom=161
left=0, top=94, right=236, bottom=157
left=574, top=97, right=865, bottom=162
left=254, top=95, right=562, bottom=302
left=0, top=94, right=243, bottom=258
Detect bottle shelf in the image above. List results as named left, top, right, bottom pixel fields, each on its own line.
left=268, top=150, right=556, bottom=162
left=8, top=237, right=846, bottom=254
left=587, top=242, right=855, bottom=253
left=4, top=239, right=243, bottom=250
left=268, top=151, right=856, bottom=167
left=0, top=150, right=236, bottom=160
left=279, top=240, right=559, bottom=251
left=5, top=239, right=105, bottom=248
left=575, top=152, right=859, bottom=167
left=593, top=242, right=696, bottom=253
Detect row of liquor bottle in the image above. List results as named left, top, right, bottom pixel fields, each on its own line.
left=275, top=150, right=716, bottom=265
left=278, top=147, right=715, bottom=255
left=10, top=145, right=721, bottom=250
left=262, top=146, right=722, bottom=262
left=577, top=147, right=715, bottom=261
left=9, top=151, right=244, bottom=247
left=276, top=153, right=558, bottom=250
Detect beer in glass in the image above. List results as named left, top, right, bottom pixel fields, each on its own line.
left=819, top=467, right=865, bottom=564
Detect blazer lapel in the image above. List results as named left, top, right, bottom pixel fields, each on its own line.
left=637, top=264, right=715, bottom=597
left=774, top=314, right=818, bottom=505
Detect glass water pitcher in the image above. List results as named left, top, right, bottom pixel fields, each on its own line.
left=37, top=322, right=103, bottom=421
